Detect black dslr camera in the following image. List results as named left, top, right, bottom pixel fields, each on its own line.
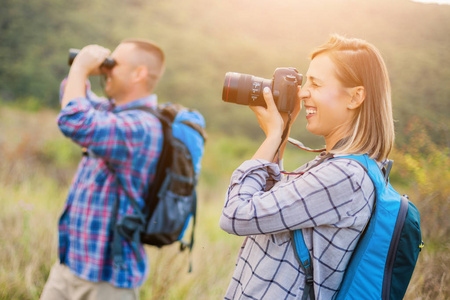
left=222, top=67, right=302, bottom=113
left=68, top=48, right=116, bottom=68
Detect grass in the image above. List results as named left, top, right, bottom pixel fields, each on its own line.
left=0, top=105, right=448, bottom=299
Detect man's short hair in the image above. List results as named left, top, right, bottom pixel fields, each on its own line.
left=121, top=38, right=165, bottom=90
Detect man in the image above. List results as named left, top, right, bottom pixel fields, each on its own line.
left=40, top=39, right=165, bottom=299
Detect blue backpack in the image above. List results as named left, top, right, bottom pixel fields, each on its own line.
left=110, top=103, right=207, bottom=270
left=291, top=154, right=423, bottom=300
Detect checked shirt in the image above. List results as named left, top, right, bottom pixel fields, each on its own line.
left=56, top=80, right=163, bottom=288
left=220, top=152, right=375, bottom=299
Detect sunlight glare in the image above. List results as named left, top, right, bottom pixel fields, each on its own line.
left=411, top=0, right=450, bottom=4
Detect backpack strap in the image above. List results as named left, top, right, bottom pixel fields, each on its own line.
left=178, top=190, right=197, bottom=272
left=130, top=106, right=172, bottom=218
left=383, top=160, right=394, bottom=185
left=290, top=230, right=315, bottom=300
left=82, top=148, right=145, bottom=267
left=337, top=154, right=388, bottom=189
left=110, top=165, right=146, bottom=267
left=110, top=106, right=168, bottom=267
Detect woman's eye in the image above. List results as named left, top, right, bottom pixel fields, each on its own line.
left=303, top=80, right=319, bottom=88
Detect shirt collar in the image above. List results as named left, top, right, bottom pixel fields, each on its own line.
left=112, top=94, right=158, bottom=113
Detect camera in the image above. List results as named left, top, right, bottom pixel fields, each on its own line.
left=68, top=48, right=116, bottom=69
left=222, top=67, right=302, bottom=113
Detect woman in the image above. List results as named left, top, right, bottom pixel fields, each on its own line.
left=219, top=34, right=394, bottom=299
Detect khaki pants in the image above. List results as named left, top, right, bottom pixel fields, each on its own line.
left=40, top=262, right=139, bottom=300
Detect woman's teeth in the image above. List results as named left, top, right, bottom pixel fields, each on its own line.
left=306, top=108, right=317, bottom=116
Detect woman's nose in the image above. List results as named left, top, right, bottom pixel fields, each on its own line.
left=299, top=86, right=310, bottom=100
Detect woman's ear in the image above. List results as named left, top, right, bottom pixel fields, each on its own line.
left=348, top=86, right=366, bottom=109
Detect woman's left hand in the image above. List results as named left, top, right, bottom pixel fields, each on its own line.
left=250, top=86, right=303, bottom=162
left=250, top=87, right=285, bottom=140
left=250, top=87, right=285, bottom=161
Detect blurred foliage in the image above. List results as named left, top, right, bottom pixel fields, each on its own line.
left=41, top=138, right=80, bottom=169
left=1, top=0, right=449, bottom=149
left=390, top=117, right=450, bottom=250
left=390, top=118, right=450, bottom=299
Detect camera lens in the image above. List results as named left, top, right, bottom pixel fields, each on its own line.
left=222, top=72, right=272, bottom=107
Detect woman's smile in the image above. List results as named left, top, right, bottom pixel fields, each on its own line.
left=305, top=106, right=317, bottom=119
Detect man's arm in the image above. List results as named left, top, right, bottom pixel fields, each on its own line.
left=61, top=45, right=110, bottom=108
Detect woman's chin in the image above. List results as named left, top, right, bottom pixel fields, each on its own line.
left=306, top=124, right=319, bottom=136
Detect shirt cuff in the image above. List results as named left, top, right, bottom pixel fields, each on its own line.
left=232, top=159, right=282, bottom=185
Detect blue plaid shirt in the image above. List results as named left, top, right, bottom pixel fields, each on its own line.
left=57, top=80, right=163, bottom=288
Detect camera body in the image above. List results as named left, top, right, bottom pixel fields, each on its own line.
left=68, top=48, right=116, bottom=69
left=222, top=67, right=302, bottom=113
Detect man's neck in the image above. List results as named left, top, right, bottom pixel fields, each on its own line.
left=114, top=90, right=153, bottom=106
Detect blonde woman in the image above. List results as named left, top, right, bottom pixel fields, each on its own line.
left=220, top=34, right=394, bottom=299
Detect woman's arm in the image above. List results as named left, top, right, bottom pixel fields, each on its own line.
left=219, top=158, right=372, bottom=236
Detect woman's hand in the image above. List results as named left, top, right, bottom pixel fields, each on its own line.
left=251, top=86, right=303, bottom=137
left=250, top=87, right=284, bottom=139
left=250, top=87, right=284, bottom=161
left=250, top=86, right=303, bottom=162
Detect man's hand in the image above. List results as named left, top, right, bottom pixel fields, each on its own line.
left=61, top=45, right=111, bottom=109
left=70, top=45, right=111, bottom=77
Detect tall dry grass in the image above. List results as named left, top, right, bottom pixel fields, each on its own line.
left=0, top=106, right=448, bottom=299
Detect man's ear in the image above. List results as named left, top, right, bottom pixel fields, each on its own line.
left=133, top=65, right=148, bottom=83
left=348, top=86, right=366, bottom=109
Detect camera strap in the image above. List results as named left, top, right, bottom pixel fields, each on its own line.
left=287, top=138, right=326, bottom=153
left=276, top=112, right=327, bottom=175
left=280, top=112, right=292, bottom=146
left=276, top=112, right=292, bottom=164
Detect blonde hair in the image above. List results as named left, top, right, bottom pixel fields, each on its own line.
left=310, top=34, right=394, bottom=161
left=120, top=38, right=165, bottom=90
